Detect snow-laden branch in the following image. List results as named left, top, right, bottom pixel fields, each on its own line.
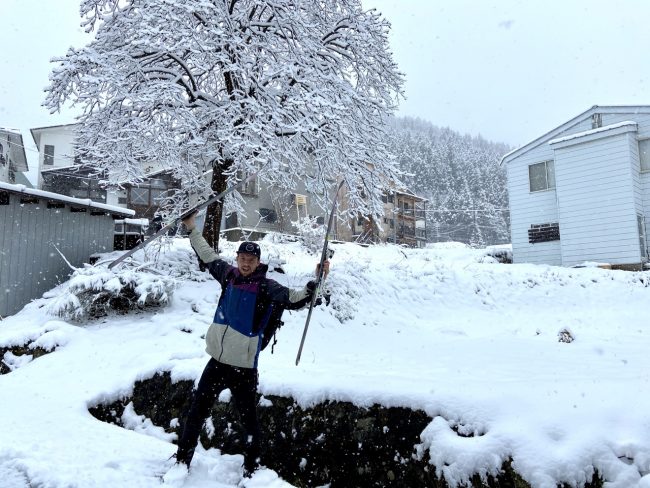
left=47, top=0, right=405, bottom=222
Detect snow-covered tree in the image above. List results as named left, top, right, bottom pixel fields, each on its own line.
left=45, top=0, right=404, bottom=248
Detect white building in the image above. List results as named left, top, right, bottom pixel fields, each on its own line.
left=31, top=124, right=173, bottom=219
left=29, top=123, right=427, bottom=245
left=501, top=105, right=650, bottom=269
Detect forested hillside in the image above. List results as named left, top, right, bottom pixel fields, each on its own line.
left=390, top=117, right=512, bottom=246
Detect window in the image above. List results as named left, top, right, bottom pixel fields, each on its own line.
left=638, top=214, right=647, bottom=259
left=129, top=178, right=168, bottom=207
left=71, top=179, right=106, bottom=202
left=528, top=222, right=560, bottom=244
left=44, top=145, right=55, bottom=166
left=591, top=113, right=602, bottom=129
left=529, top=160, right=555, bottom=192
left=259, top=208, right=277, bottom=223
left=130, top=187, right=150, bottom=205
left=639, top=139, right=650, bottom=172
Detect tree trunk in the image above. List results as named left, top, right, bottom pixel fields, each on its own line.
left=202, top=160, right=230, bottom=250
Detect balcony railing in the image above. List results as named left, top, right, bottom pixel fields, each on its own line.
left=396, top=208, right=426, bottom=221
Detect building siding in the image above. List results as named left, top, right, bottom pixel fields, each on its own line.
left=553, top=130, right=640, bottom=266
left=33, top=126, right=78, bottom=189
left=0, top=192, right=123, bottom=318
left=506, top=143, right=561, bottom=265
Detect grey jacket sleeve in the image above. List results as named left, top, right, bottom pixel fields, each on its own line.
left=188, top=228, right=232, bottom=282
left=188, top=228, right=219, bottom=262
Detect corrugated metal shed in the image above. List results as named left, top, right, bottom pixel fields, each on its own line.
left=0, top=182, right=134, bottom=318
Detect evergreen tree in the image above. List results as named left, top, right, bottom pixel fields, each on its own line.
left=390, top=117, right=511, bottom=246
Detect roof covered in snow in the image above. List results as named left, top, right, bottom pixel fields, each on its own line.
left=0, top=181, right=134, bottom=216
left=548, top=120, right=638, bottom=146
left=500, top=105, right=650, bottom=165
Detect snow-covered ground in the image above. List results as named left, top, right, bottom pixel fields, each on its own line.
left=1, top=237, right=649, bottom=488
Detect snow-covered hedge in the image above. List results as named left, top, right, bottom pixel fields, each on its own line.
left=46, top=247, right=202, bottom=321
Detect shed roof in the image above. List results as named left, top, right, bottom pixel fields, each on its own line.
left=0, top=181, right=134, bottom=217
left=500, top=105, right=650, bottom=165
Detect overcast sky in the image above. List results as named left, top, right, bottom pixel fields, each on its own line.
left=3, top=0, right=650, bottom=171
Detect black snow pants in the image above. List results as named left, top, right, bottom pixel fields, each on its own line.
left=176, top=357, right=261, bottom=468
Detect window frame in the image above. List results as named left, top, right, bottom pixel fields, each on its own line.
left=528, top=160, right=556, bottom=192
left=44, top=144, right=55, bottom=166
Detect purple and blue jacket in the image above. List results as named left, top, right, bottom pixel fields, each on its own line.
left=189, top=229, right=312, bottom=369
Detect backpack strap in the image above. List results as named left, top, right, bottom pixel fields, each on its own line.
left=258, top=279, right=285, bottom=352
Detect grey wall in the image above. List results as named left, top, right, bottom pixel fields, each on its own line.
left=0, top=192, right=117, bottom=318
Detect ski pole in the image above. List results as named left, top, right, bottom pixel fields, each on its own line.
left=295, top=180, right=345, bottom=365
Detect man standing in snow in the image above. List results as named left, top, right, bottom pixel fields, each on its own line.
left=165, top=213, right=328, bottom=481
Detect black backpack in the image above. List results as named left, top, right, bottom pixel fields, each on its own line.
left=258, top=280, right=285, bottom=352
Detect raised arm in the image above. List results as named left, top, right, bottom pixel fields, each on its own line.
left=183, top=213, right=232, bottom=282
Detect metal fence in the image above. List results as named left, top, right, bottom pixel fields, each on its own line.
left=0, top=183, right=133, bottom=318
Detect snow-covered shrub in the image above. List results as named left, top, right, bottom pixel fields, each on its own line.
left=326, top=260, right=368, bottom=323
left=482, top=245, right=512, bottom=264
left=292, top=216, right=326, bottom=254
left=47, top=263, right=178, bottom=321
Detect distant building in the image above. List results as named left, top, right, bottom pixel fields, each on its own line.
left=501, top=105, right=650, bottom=268
left=29, top=123, right=426, bottom=246
left=0, top=128, right=29, bottom=185
left=219, top=171, right=344, bottom=242
left=338, top=188, right=427, bottom=248
left=31, top=124, right=174, bottom=220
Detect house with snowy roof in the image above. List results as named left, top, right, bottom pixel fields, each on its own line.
left=501, top=105, right=650, bottom=268
left=30, top=124, right=340, bottom=240
left=0, top=128, right=29, bottom=185
left=30, top=123, right=428, bottom=246
left=31, top=124, right=173, bottom=221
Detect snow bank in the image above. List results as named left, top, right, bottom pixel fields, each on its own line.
left=1, top=236, right=649, bottom=487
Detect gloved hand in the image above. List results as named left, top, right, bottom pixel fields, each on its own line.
left=306, top=280, right=324, bottom=306
left=306, top=280, right=318, bottom=294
